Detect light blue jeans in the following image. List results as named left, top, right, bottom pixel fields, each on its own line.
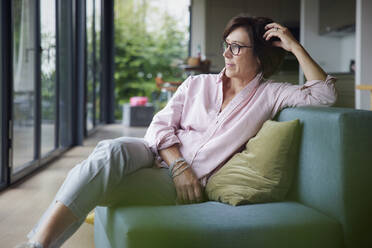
left=28, top=137, right=177, bottom=248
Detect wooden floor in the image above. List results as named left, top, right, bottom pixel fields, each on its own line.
left=0, top=124, right=147, bottom=248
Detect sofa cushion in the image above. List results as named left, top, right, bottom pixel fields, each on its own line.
left=95, top=201, right=343, bottom=248
left=206, top=119, right=299, bottom=206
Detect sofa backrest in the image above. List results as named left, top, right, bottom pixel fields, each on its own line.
left=277, top=107, right=372, bottom=248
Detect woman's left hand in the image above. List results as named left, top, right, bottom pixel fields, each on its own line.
left=263, top=23, right=300, bottom=53
left=264, top=22, right=327, bottom=81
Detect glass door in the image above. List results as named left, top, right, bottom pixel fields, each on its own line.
left=86, top=0, right=94, bottom=131
left=11, top=0, right=57, bottom=178
left=40, top=0, right=57, bottom=156
left=95, top=0, right=102, bottom=124
left=86, top=0, right=102, bottom=133
left=12, top=0, right=37, bottom=171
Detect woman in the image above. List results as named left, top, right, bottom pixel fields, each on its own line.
left=17, top=15, right=336, bottom=248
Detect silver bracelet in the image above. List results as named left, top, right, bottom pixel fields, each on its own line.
left=169, top=157, right=186, bottom=175
left=172, top=164, right=191, bottom=178
left=171, top=161, right=187, bottom=174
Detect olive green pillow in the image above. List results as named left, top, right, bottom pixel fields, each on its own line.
left=206, top=119, right=300, bottom=206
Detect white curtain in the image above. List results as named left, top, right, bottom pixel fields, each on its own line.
left=13, top=0, right=36, bottom=92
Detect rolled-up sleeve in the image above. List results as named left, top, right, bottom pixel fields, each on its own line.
left=144, top=76, right=191, bottom=156
left=271, top=75, right=337, bottom=115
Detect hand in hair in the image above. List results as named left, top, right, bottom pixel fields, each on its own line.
left=262, top=23, right=300, bottom=53
left=263, top=22, right=326, bottom=81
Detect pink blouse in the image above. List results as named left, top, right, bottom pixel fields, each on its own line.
left=144, top=69, right=337, bottom=185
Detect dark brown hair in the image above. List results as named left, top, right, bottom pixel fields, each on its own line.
left=223, top=15, right=286, bottom=78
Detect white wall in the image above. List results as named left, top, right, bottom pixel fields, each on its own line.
left=205, top=2, right=243, bottom=71
left=355, top=0, right=372, bottom=110
left=190, top=0, right=206, bottom=58
left=300, top=0, right=341, bottom=84
left=340, top=35, right=356, bottom=72
left=300, top=0, right=357, bottom=85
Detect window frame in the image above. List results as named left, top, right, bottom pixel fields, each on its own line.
left=85, top=0, right=106, bottom=135
left=0, top=0, right=12, bottom=190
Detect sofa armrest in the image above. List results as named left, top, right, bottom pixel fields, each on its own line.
left=277, top=107, right=372, bottom=248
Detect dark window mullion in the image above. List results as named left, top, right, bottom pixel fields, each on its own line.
left=99, top=0, right=104, bottom=123
left=78, top=0, right=86, bottom=141
left=92, top=0, right=96, bottom=128
left=55, top=0, right=60, bottom=149
left=35, top=0, right=41, bottom=163
left=102, top=0, right=114, bottom=124
left=84, top=0, right=88, bottom=137
left=0, top=0, right=12, bottom=188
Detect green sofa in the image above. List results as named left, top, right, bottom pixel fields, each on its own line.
left=94, top=107, right=372, bottom=248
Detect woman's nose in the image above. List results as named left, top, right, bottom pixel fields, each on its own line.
left=223, top=47, right=232, bottom=58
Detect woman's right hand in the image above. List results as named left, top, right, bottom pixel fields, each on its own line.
left=172, top=166, right=204, bottom=204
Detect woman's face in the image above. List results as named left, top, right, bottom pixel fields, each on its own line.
left=223, top=27, right=260, bottom=80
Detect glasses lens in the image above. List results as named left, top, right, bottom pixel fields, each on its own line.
left=231, top=43, right=239, bottom=55
left=222, top=41, right=228, bottom=51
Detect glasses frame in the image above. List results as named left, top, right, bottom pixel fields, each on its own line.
left=223, top=40, right=252, bottom=56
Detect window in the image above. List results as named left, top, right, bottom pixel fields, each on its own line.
left=95, top=0, right=102, bottom=124
left=1, top=0, right=113, bottom=188
left=86, top=0, right=102, bottom=132
left=10, top=0, right=59, bottom=181
left=40, top=0, right=57, bottom=156
left=86, top=0, right=94, bottom=131
left=12, top=0, right=37, bottom=170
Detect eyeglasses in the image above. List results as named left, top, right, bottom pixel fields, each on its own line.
left=222, top=41, right=252, bottom=56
